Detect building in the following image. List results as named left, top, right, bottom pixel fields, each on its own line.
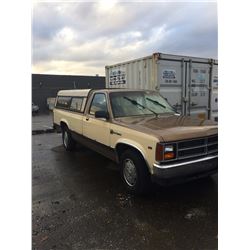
left=32, top=74, right=105, bottom=113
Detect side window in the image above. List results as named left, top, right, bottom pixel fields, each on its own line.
left=89, top=93, right=107, bottom=115
left=70, top=97, right=83, bottom=112
left=56, top=96, right=71, bottom=109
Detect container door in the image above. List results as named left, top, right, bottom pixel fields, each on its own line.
left=158, top=59, right=186, bottom=114
left=211, top=64, right=218, bottom=122
left=186, top=61, right=211, bottom=119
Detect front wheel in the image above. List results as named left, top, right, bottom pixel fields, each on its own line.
left=62, top=127, right=76, bottom=151
left=120, top=149, right=151, bottom=195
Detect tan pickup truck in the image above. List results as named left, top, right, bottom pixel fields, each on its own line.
left=53, top=89, right=218, bottom=194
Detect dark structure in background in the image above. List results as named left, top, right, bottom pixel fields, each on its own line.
left=32, top=74, right=105, bottom=113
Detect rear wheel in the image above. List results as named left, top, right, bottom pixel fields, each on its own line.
left=120, top=149, right=151, bottom=195
left=62, top=126, right=76, bottom=151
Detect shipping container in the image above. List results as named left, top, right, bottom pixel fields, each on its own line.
left=105, top=53, right=218, bottom=121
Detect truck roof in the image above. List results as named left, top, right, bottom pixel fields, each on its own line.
left=57, top=88, right=154, bottom=96
left=57, top=89, right=91, bottom=97
left=104, top=88, right=157, bottom=93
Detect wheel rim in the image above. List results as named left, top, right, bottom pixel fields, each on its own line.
left=123, top=158, right=137, bottom=187
left=63, top=131, right=69, bottom=147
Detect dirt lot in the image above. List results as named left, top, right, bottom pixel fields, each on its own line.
left=32, top=133, right=218, bottom=250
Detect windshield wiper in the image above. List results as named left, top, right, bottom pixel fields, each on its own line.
left=123, top=96, right=159, bottom=118
left=146, top=97, right=166, bottom=108
left=146, top=97, right=176, bottom=114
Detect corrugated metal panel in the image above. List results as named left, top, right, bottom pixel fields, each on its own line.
left=106, top=56, right=156, bottom=90
left=157, top=59, right=185, bottom=114
left=211, top=64, right=218, bottom=121
left=186, top=61, right=211, bottom=119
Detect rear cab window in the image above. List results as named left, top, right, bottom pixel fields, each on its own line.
left=56, top=96, right=71, bottom=109
left=56, top=96, right=87, bottom=113
left=70, top=97, right=83, bottom=112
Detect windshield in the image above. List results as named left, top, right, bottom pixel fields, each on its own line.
left=110, top=91, right=176, bottom=118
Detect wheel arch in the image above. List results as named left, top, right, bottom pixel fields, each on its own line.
left=60, top=119, right=69, bottom=129
left=115, top=141, right=151, bottom=173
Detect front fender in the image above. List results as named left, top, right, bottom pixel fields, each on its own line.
left=115, top=138, right=151, bottom=171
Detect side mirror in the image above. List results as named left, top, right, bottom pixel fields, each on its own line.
left=95, top=110, right=109, bottom=120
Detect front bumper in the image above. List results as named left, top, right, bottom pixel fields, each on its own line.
left=153, top=155, right=218, bottom=179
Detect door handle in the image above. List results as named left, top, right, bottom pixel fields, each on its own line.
left=110, top=129, right=122, bottom=136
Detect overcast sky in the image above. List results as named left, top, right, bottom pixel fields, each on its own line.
left=32, top=1, right=217, bottom=76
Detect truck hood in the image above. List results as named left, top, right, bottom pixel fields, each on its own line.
left=113, top=114, right=218, bottom=142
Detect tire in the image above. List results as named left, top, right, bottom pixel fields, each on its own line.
left=62, top=126, right=76, bottom=151
left=120, top=149, right=151, bottom=195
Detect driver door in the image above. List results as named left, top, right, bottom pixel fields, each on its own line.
left=83, top=92, right=110, bottom=146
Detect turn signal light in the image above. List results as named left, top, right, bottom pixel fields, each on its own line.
left=164, top=152, right=175, bottom=159
left=156, top=143, right=176, bottom=161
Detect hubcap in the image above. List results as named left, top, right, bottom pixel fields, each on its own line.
left=63, top=131, right=69, bottom=147
left=123, top=159, right=137, bottom=187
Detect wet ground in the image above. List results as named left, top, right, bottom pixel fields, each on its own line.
left=32, top=113, right=53, bottom=132
left=32, top=133, right=218, bottom=250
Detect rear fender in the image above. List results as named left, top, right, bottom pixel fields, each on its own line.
left=60, top=119, right=70, bottom=129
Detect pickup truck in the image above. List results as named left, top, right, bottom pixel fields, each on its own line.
left=53, top=89, right=218, bottom=194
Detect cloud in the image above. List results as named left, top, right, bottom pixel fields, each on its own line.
left=32, top=2, right=217, bottom=75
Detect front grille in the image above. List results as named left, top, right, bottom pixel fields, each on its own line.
left=178, top=138, right=205, bottom=149
left=172, top=135, right=218, bottom=161
left=178, top=146, right=206, bottom=158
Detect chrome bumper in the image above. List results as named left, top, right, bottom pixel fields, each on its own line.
left=153, top=155, right=218, bottom=179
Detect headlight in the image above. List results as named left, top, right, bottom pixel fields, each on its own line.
left=156, top=143, right=176, bottom=161
left=164, top=145, right=174, bottom=152
left=164, top=145, right=175, bottom=159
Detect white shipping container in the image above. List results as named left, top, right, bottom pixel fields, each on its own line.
left=105, top=53, right=218, bottom=121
